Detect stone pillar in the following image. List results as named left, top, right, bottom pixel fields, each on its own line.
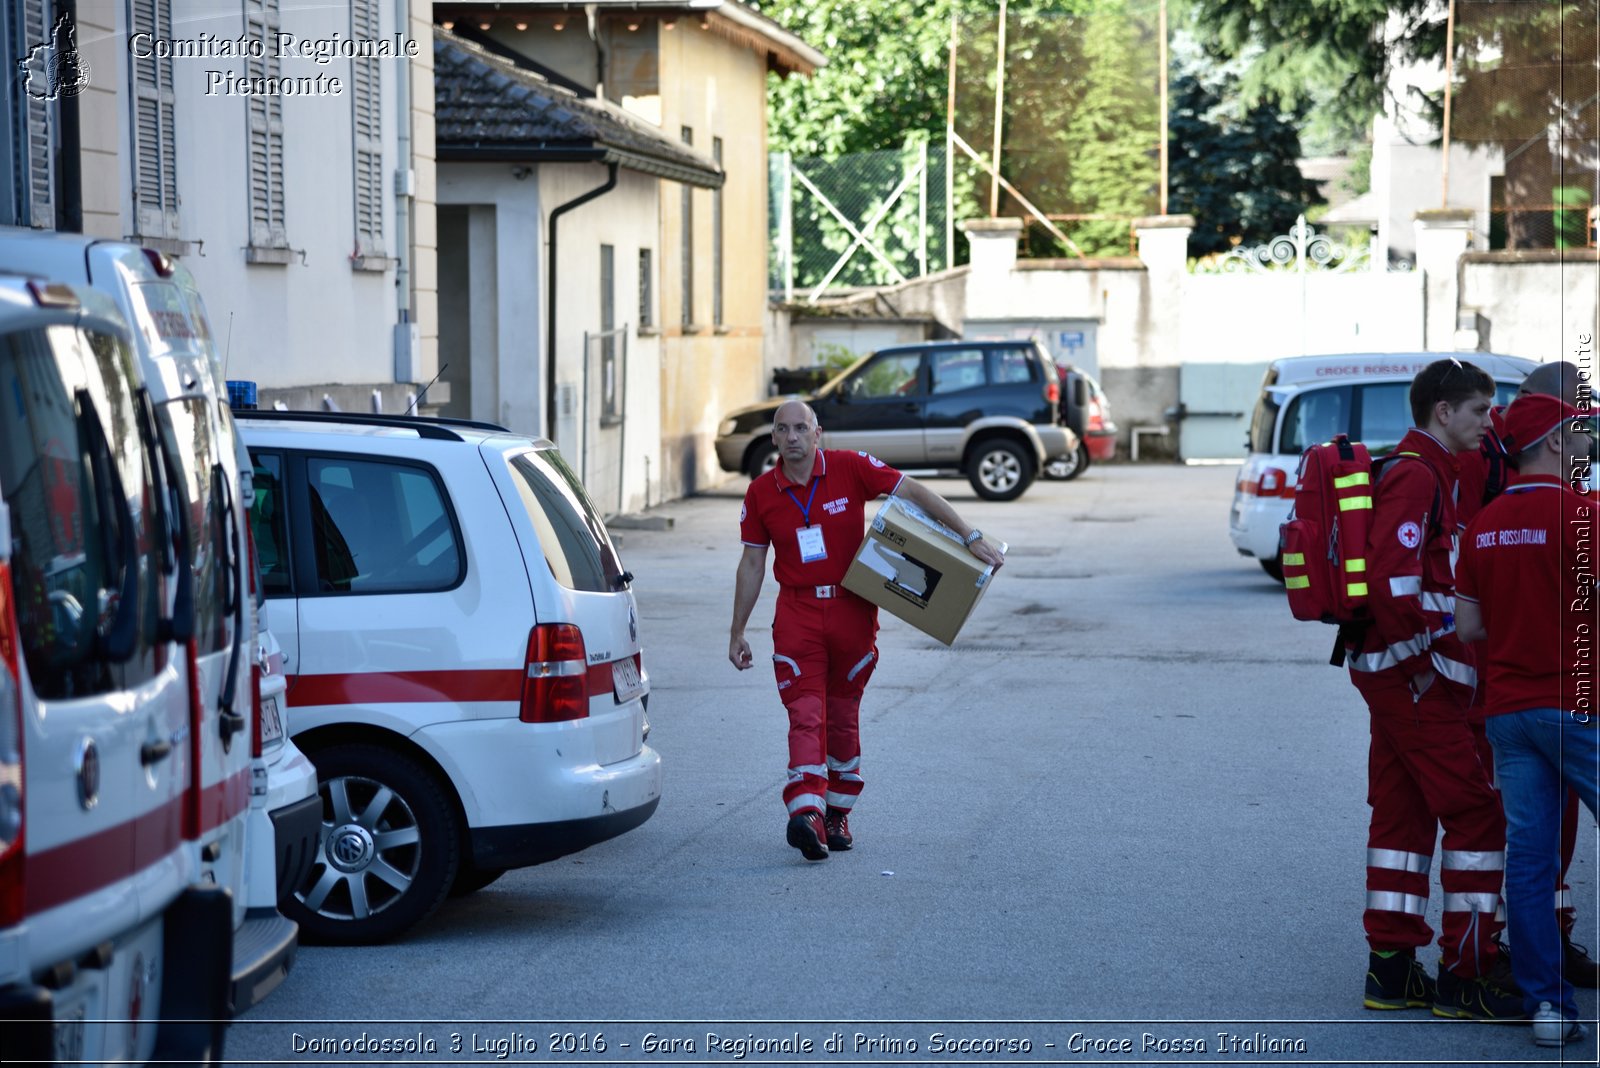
left=1133, top=213, right=1192, bottom=361
left=960, top=217, right=1023, bottom=320
left=1414, top=209, right=1474, bottom=352
left=1134, top=213, right=1194, bottom=278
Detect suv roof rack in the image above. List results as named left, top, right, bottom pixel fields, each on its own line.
left=232, top=409, right=513, bottom=441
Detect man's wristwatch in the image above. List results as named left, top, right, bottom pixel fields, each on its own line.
left=963, top=528, right=983, bottom=547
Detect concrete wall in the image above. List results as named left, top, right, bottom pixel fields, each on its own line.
left=655, top=18, right=769, bottom=499
left=1461, top=251, right=1600, bottom=363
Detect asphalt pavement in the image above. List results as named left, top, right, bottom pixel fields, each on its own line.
left=230, top=463, right=1598, bottom=1067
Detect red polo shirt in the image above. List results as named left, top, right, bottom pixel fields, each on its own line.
left=1457, top=473, right=1599, bottom=717
left=740, top=449, right=904, bottom=587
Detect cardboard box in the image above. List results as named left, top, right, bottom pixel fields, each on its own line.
left=842, top=495, right=1004, bottom=646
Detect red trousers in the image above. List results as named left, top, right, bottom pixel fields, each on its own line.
left=1360, top=679, right=1506, bottom=977
left=1469, top=718, right=1580, bottom=935
left=771, top=588, right=878, bottom=818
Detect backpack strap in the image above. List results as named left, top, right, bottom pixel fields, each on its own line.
left=1375, top=451, right=1444, bottom=540
left=1482, top=425, right=1509, bottom=505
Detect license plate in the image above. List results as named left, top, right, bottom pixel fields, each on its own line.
left=53, top=1000, right=85, bottom=1063
left=612, top=657, right=646, bottom=703
left=259, top=693, right=284, bottom=746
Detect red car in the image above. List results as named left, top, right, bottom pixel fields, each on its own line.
left=1046, top=365, right=1117, bottom=479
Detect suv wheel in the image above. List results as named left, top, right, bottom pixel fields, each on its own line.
left=746, top=441, right=778, bottom=481
left=1044, top=441, right=1090, bottom=481
left=286, top=744, right=460, bottom=945
left=968, top=439, right=1034, bottom=501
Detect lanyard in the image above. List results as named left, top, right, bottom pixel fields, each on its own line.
left=783, top=477, right=820, bottom=526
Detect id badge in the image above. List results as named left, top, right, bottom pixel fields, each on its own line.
left=796, top=525, right=827, bottom=563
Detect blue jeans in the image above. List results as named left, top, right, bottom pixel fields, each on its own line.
left=1486, top=709, right=1600, bottom=1019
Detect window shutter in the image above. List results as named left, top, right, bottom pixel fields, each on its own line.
left=350, top=0, right=383, bottom=255
left=246, top=0, right=285, bottom=248
left=130, top=0, right=178, bottom=237
left=19, top=0, right=54, bottom=228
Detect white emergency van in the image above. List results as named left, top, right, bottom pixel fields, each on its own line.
left=0, top=277, right=231, bottom=1063
left=1229, top=351, right=1540, bottom=579
left=0, top=228, right=317, bottom=1012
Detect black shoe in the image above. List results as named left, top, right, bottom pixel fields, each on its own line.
left=786, top=811, right=828, bottom=861
left=1433, top=967, right=1526, bottom=1020
left=824, top=806, right=852, bottom=851
left=1364, top=951, right=1435, bottom=1010
left=1488, top=940, right=1522, bottom=996
left=1565, top=939, right=1600, bottom=988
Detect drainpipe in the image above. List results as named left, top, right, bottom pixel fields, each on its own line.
left=545, top=161, right=618, bottom=439
left=393, top=0, right=418, bottom=385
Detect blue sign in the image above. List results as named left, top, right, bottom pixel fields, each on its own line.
left=1059, top=331, right=1085, bottom=351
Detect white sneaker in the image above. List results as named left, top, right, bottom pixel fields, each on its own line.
left=1533, top=1002, right=1588, bottom=1047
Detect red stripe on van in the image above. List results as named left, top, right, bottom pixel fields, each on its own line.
left=197, top=767, right=253, bottom=836
left=287, top=670, right=523, bottom=707
left=29, top=800, right=181, bottom=915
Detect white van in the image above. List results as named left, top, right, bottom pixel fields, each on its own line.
left=0, top=229, right=317, bottom=1012
left=0, top=277, right=232, bottom=1063
left=1230, top=351, right=1540, bottom=579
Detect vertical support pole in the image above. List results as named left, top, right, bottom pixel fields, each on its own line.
left=918, top=138, right=929, bottom=276
left=989, top=0, right=1007, bottom=217
left=946, top=3, right=957, bottom=269
left=1158, top=0, right=1169, bottom=215
left=1296, top=215, right=1309, bottom=356
left=780, top=151, right=794, bottom=303
left=1441, top=0, right=1457, bottom=208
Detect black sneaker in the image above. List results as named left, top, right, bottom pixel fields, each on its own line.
left=1433, top=967, right=1526, bottom=1020
left=786, top=811, right=828, bottom=861
left=1565, top=939, right=1600, bottom=989
left=824, top=807, right=852, bottom=851
left=1488, top=941, right=1522, bottom=996
left=1364, top=951, right=1436, bottom=1010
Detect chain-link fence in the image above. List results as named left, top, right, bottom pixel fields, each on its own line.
left=768, top=141, right=956, bottom=298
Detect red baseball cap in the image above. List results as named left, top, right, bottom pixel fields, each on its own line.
left=1502, top=392, right=1582, bottom=453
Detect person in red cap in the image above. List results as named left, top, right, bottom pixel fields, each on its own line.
left=1456, top=391, right=1597, bottom=1047
left=729, top=400, right=1004, bottom=861
left=1457, top=361, right=1599, bottom=988
left=1351, top=358, right=1517, bottom=1019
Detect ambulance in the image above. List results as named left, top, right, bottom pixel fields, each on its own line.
left=1229, top=351, right=1539, bottom=580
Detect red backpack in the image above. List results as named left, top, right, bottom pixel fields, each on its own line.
left=1280, top=435, right=1377, bottom=626
left=1280, top=435, right=1442, bottom=664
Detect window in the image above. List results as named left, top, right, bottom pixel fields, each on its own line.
left=712, top=136, right=723, bottom=328
left=987, top=347, right=1037, bottom=385
left=131, top=0, right=181, bottom=239
left=1279, top=386, right=1350, bottom=455
left=3, top=0, right=55, bottom=227
left=506, top=450, right=626, bottom=593
left=349, top=0, right=384, bottom=258
left=1355, top=383, right=1412, bottom=456
left=600, top=243, right=620, bottom=424
left=846, top=353, right=923, bottom=399
left=307, top=457, right=462, bottom=594
left=157, top=397, right=231, bottom=653
left=638, top=248, right=654, bottom=329
left=249, top=452, right=291, bottom=595
left=680, top=126, right=694, bottom=326
left=930, top=349, right=989, bottom=394
left=0, top=324, right=163, bottom=696
left=245, top=0, right=287, bottom=251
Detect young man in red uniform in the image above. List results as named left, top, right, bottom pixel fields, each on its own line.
left=729, top=400, right=1004, bottom=861
left=1456, top=392, right=1596, bottom=1047
left=1456, top=361, right=1599, bottom=988
left=1352, top=359, right=1518, bottom=1019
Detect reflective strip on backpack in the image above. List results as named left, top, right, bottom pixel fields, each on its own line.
left=1347, top=582, right=1369, bottom=597
left=1282, top=552, right=1305, bottom=566
left=1338, top=496, right=1374, bottom=511
left=1344, top=558, right=1367, bottom=573
left=1286, top=576, right=1310, bottom=589
left=1334, top=472, right=1371, bottom=489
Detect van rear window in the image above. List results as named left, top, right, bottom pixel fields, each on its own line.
left=506, top=450, right=625, bottom=594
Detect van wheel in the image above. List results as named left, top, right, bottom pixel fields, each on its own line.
left=285, top=744, right=460, bottom=945
left=1044, top=441, right=1090, bottom=481
left=968, top=439, right=1034, bottom=501
left=449, top=864, right=507, bottom=897
left=746, top=442, right=778, bottom=480
left=1260, top=556, right=1285, bottom=583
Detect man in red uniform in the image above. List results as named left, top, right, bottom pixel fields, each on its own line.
left=1457, top=361, right=1599, bottom=987
left=729, top=400, right=1004, bottom=861
left=1456, top=392, right=1596, bottom=1047
left=1352, top=359, right=1519, bottom=1019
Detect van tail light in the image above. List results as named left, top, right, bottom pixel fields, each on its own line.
left=182, top=637, right=203, bottom=840
left=1044, top=381, right=1060, bottom=405
left=520, top=624, right=589, bottom=723
left=0, top=560, right=26, bottom=926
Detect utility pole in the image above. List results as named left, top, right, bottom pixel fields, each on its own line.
left=989, top=0, right=1007, bottom=217
left=947, top=1, right=957, bottom=264
left=1158, top=0, right=1169, bottom=214
left=1440, top=0, right=1456, bottom=207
